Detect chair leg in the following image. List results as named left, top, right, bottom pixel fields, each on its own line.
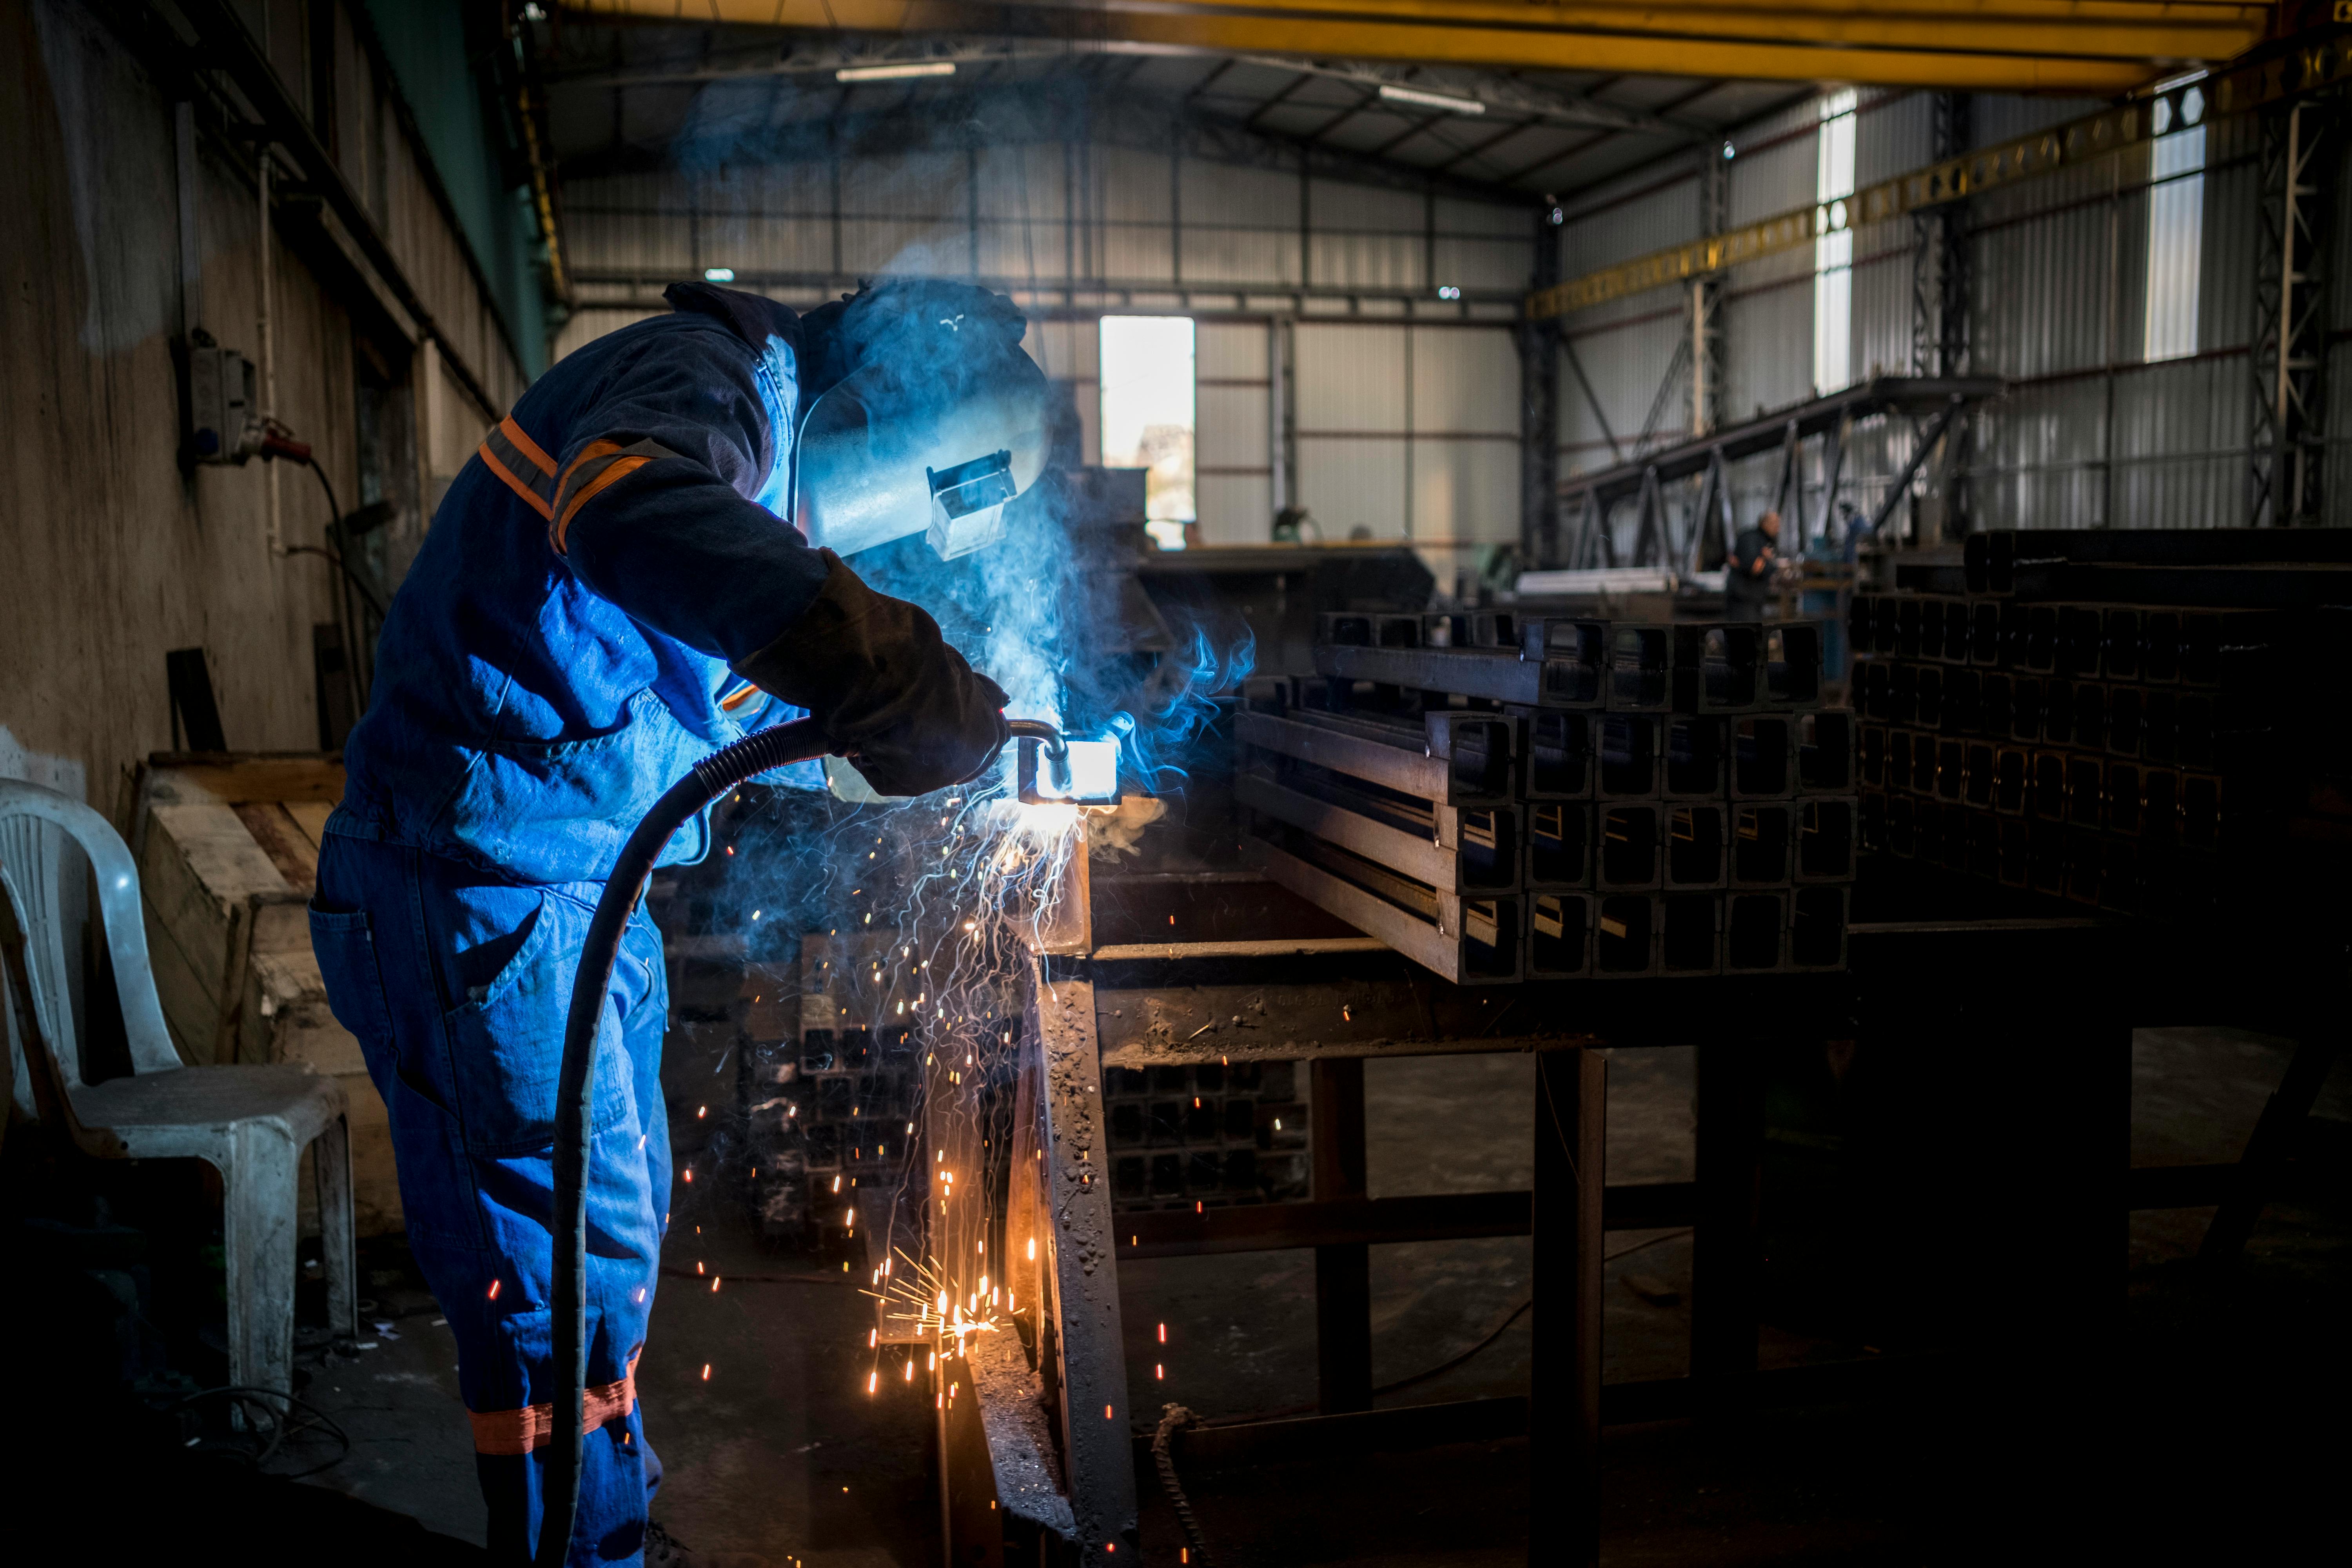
left=222, top=1121, right=302, bottom=1395
left=315, top=1114, right=359, bottom=1341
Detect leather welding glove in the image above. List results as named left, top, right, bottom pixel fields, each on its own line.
left=731, top=549, right=1010, bottom=797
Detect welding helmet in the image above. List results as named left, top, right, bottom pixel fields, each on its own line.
left=793, top=281, right=1053, bottom=560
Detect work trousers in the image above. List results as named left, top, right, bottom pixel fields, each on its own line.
left=310, top=832, right=671, bottom=1566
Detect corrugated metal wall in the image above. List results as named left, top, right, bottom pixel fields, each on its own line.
left=1551, top=85, right=2312, bottom=543
left=557, top=142, right=1534, bottom=557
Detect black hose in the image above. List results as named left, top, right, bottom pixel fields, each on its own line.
left=537, top=718, right=833, bottom=1567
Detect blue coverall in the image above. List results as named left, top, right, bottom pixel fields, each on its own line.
left=310, top=284, right=832, bottom=1564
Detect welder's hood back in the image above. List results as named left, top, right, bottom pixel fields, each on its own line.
left=793, top=279, right=1053, bottom=561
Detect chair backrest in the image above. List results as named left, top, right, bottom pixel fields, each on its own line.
left=0, top=780, right=183, bottom=1101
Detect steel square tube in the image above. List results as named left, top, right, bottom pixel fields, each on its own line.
left=1424, top=713, right=1521, bottom=804
left=2105, top=762, right=2143, bottom=835
left=1965, top=526, right=2352, bottom=595
left=1798, top=711, right=1855, bottom=793
left=2008, top=674, right=2044, bottom=742
left=1665, top=716, right=1729, bottom=799
left=2055, top=605, right=2103, bottom=677
left=1935, top=798, right=1969, bottom=870
left=2141, top=768, right=2180, bottom=840
left=1992, top=747, right=2029, bottom=815
left=1889, top=661, right=1919, bottom=726
left=1730, top=803, right=1793, bottom=886
left=1664, top=804, right=1728, bottom=889
left=1518, top=710, right=1595, bottom=799
left=1796, top=798, right=1857, bottom=881
left=2042, top=679, right=2075, bottom=748
left=1849, top=594, right=1878, bottom=657
left=1858, top=722, right=1887, bottom=789
left=1906, top=729, right=1939, bottom=795
left=1997, top=601, right=2032, bottom=669
left=1316, top=642, right=1542, bottom=707
left=2069, top=682, right=2107, bottom=751
left=1591, top=894, right=1660, bottom=977
left=2101, top=608, right=2142, bottom=681
left=2065, top=755, right=2104, bottom=828
left=2030, top=751, right=2070, bottom=820
left=1596, top=804, right=1662, bottom=890
left=2141, top=611, right=2182, bottom=682
left=1659, top=893, right=1722, bottom=975
left=2105, top=685, right=2143, bottom=758
left=1605, top=626, right=1673, bottom=712
left=1914, top=664, right=1944, bottom=731
left=1968, top=601, right=2004, bottom=666
left=1236, top=771, right=1459, bottom=891
left=1671, top=624, right=1762, bottom=715
left=1722, top=891, right=1788, bottom=972
left=1242, top=833, right=1522, bottom=985
left=1526, top=802, right=1592, bottom=889
left=1597, top=714, right=1662, bottom=799
left=1731, top=716, right=1797, bottom=799
left=2180, top=773, right=2223, bottom=849
left=1935, top=738, right=1967, bottom=802
left=1858, top=659, right=1891, bottom=722
left=2142, top=688, right=2178, bottom=764
left=1238, top=710, right=1449, bottom=803
left=1941, top=666, right=1982, bottom=735
left=1979, top=671, right=2015, bottom=737
left=1765, top=622, right=1825, bottom=706
left=1893, top=596, right=1924, bottom=659
left=1526, top=892, right=1592, bottom=978
left=1962, top=741, right=1996, bottom=809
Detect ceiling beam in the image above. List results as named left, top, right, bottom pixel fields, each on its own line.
left=557, top=76, right=1540, bottom=209
left=555, top=0, right=2269, bottom=94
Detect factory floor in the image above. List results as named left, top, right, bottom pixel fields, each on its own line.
left=284, top=959, right=2352, bottom=1566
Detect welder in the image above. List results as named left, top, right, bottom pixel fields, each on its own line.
left=307, top=279, right=1052, bottom=1564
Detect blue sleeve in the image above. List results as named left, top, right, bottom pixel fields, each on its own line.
left=550, top=321, right=829, bottom=662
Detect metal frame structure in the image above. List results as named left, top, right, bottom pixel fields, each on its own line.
left=1544, top=377, right=2003, bottom=571
left=919, top=869, right=2343, bottom=1564
left=2249, top=93, right=2341, bottom=529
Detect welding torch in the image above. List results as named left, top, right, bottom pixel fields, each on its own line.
left=537, top=708, right=1121, bottom=1566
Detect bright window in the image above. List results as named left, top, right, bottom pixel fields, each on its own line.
left=1099, top=316, right=1195, bottom=548
left=1813, top=90, right=1858, bottom=396
left=2145, top=102, right=2206, bottom=362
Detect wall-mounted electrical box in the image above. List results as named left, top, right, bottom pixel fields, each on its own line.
left=183, top=330, right=263, bottom=465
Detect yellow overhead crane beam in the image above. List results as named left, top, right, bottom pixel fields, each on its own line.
left=1528, top=24, right=2352, bottom=319
left=561, top=1, right=2274, bottom=96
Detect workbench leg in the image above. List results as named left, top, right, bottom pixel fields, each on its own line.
left=2200, top=1031, right=2341, bottom=1265
left=1530, top=1049, right=1605, bottom=1568
left=1312, top=1057, right=1373, bottom=1414
left=1691, top=1042, right=1766, bottom=1397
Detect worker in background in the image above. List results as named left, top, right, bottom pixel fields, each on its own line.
left=1726, top=507, right=1783, bottom=621
left=307, top=280, right=1049, bottom=1566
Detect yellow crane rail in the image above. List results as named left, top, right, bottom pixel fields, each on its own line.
left=1529, top=28, right=2352, bottom=320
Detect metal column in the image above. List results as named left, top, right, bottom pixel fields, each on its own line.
left=1530, top=1047, right=1606, bottom=1568
left=2250, top=94, right=2340, bottom=528
left=1311, top=1056, right=1374, bottom=1412
left=1522, top=207, right=1564, bottom=569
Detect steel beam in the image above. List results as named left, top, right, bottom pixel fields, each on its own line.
left=563, top=1, right=2253, bottom=94
left=2249, top=94, right=2340, bottom=529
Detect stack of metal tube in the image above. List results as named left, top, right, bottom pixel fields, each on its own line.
left=1236, top=610, right=1856, bottom=983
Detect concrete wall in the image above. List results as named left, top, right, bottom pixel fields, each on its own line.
left=0, top=0, right=525, bottom=823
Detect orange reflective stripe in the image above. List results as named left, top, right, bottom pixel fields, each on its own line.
left=497, top=417, right=556, bottom=478
left=468, top=1357, right=639, bottom=1457
left=478, top=419, right=560, bottom=521
left=718, top=681, right=763, bottom=711
left=549, top=437, right=680, bottom=554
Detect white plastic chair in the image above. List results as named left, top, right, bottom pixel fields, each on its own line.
left=0, top=778, right=356, bottom=1393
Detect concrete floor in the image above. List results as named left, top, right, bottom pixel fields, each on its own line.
left=297, top=949, right=2352, bottom=1564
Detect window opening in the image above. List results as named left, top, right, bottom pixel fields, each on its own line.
left=1099, top=315, right=1196, bottom=548
left=1813, top=91, right=1858, bottom=396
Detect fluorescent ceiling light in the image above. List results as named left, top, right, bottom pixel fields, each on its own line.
left=1379, top=83, right=1485, bottom=116
left=836, top=61, right=956, bottom=83
left=703, top=267, right=735, bottom=282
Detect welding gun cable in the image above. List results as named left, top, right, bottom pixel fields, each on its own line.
left=1152, top=1404, right=1215, bottom=1568
left=541, top=717, right=834, bottom=1568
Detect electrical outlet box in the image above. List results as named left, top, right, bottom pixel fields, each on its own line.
left=185, top=336, right=261, bottom=465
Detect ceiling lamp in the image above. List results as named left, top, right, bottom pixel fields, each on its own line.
left=836, top=61, right=957, bottom=83
left=1378, top=83, right=1485, bottom=116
